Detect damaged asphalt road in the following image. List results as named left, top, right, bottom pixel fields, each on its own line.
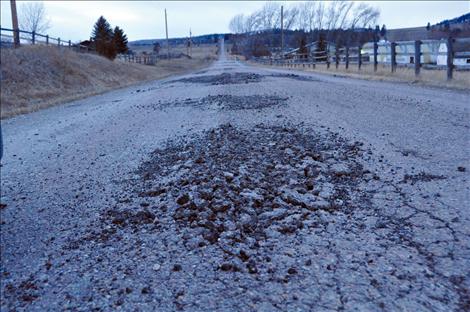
left=1, top=52, right=469, bottom=311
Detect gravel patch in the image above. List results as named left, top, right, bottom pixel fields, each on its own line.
left=267, top=73, right=322, bottom=82
left=171, top=72, right=263, bottom=85
left=132, top=123, right=367, bottom=257
left=81, top=123, right=371, bottom=283
left=138, top=95, right=290, bottom=111
left=401, top=171, right=446, bottom=185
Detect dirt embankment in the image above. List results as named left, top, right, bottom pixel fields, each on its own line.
left=0, top=45, right=215, bottom=119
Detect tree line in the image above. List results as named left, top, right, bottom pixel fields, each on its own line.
left=229, top=1, right=380, bottom=35
left=228, top=1, right=382, bottom=59
left=91, top=16, right=129, bottom=60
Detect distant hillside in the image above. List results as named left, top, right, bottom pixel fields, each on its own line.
left=130, top=33, right=228, bottom=46
left=385, top=12, right=470, bottom=42
left=434, top=12, right=470, bottom=27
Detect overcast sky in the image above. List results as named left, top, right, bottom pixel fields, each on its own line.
left=1, top=1, right=469, bottom=42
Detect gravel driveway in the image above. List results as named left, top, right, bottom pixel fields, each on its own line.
left=1, top=47, right=469, bottom=311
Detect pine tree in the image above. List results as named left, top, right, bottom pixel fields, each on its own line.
left=380, top=24, right=387, bottom=39
left=153, top=42, right=161, bottom=54
left=91, top=16, right=116, bottom=59
left=113, top=26, right=128, bottom=54
left=299, top=36, right=308, bottom=59
left=317, top=33, right=327, bottom=53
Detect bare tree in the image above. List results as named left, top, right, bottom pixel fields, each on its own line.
left=19, top=1, right=50, bottom=35
left=256, top=2, right=281, bottom=30
left=315, top=2, right=325, bottom=30
left=325, top=0, right=352, bottom=31
left=229, top=14, right=246, bottom=33
left=337, top=1, right=355, bottom=29
left=297, top=1, right=317, bottom=31
left=283, top=6, right=299, bottom=30
left=244, top=13, right=258, bottom=33
left=348, top=3, right=380, bottom=29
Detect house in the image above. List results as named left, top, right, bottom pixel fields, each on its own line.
left=280, top=41, right=336, bottom=61
left=436, top=39, right=470, bottom=66
left=362, top=40, right=442, bottom=65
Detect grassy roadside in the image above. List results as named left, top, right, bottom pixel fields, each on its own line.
left=1, top=45, right=216, bottom=119
left=245, top=58, right=470, bottom=91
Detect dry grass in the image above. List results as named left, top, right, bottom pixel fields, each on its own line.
left=248, top=59, right=470, bottom=90
left=1, top=45, right=216, bottom=119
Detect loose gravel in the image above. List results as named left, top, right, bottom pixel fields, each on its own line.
left=171, top=72, right=263, bottom=85
left=130, top=123, right=368, bottom=261
left=143, top=95, right=290, bottom=111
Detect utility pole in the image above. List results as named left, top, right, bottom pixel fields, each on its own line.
left=189, top=28, right=192, bottom=57
left=10, top=0, right=20, bottom=47
left=187, top=28, right=192, bottom=57
left=165, top=9, right=170, bottom=58
left=281, top=5, right=284, bottom=58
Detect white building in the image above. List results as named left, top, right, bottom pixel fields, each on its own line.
left=436, top=39, right=470, bottom=66
left=362, top=39, right=470, bottom=67
left=362, top=40, right=441, bottom=64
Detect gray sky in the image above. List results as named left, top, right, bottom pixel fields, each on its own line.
left=1, top=1, right=469, bottom=42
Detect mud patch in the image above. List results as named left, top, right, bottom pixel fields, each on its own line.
left=170, top=73, right=263, bottom=85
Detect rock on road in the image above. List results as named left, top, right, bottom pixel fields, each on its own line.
left=1, top=46, right=469, bottom=311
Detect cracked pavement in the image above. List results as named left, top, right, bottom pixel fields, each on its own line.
left=1, top=44, right=469, bottom=311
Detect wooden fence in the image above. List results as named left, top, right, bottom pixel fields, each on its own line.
left=254, top=37, right=470, bottom=80
left=1, top=27, right=160, bottom=66
left=0, top=27, right=93, bottom=52
left=117, top=54, right=157, bottom=65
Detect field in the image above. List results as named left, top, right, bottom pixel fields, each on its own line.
left=1, top=44, right=217, bottom=119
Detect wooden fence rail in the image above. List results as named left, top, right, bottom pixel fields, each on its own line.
left=254, top=37, right=470, bottom=80
left=0, top=27, right=93, bottom=52
left=117, top=54, right=158, bottom=65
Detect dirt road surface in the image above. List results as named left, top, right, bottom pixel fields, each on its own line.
left=1, top=45, right=469, bottom=311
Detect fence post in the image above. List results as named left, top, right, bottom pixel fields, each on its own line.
left=68, top=40, right=71, bottom=48
left=358, top=44, right=362, bottom=70
left=326, top=47, right=330, bottom=69
left=373, top=42, right=378, bottom=72
left=58, top=37, right=61, bottom=47
left=335, top=49, right=339, bottom=69
left=46, top=35, right=49, bottom=45
left=414, top=40, right=421, bottom=77
left=447, top=37, right=453, bottom=80
left=391, top=42, right=397, bottom=73
left=14, top=29, right=20, bottom=47
left=345, top=45, right=349, bottom=69
left=32, top=31, right=35, bottom=44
